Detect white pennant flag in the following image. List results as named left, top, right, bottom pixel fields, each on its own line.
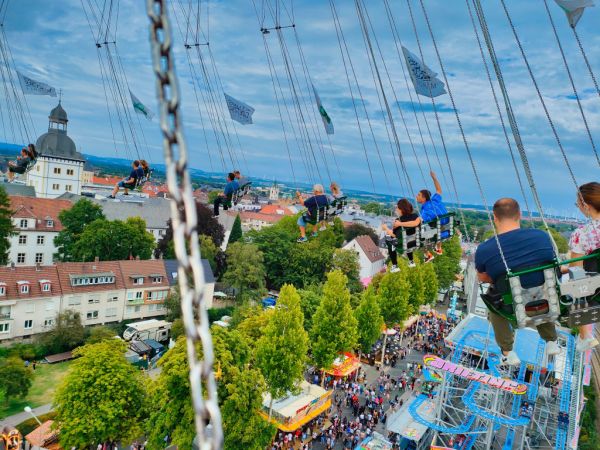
left=17, top=71, right=57, bottom=97
left=554, top=0, right=595, bottom=27
left=224, top=93, right=255, bottom=125
left=312, top=84, right=334, bottom=135
left=402, top=46, right=446, bottom=98
left=130, top=90, right=154, bottom=121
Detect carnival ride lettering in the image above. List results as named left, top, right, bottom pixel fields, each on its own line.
left=423, top=354, right=527, bottom=395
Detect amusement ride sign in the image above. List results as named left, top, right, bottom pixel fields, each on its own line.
left=423, top=354, right=528, bottom=395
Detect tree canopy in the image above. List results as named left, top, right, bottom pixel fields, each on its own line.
left=222, top=242, right=266, bottom=302
left=377, top=270, right=411, bottom=328
left=354, top=288, right=384, bottom=353
left=229, top=214, right=243, bottom=244
left=429, top=236, right=462, bottom=289
left=344, top=223, right=379, bottom=246
left=54, top=199, right=104, bottom=261
left=70, top=217, right=155, bottom=261
left=310, top=271, right=358, bottom=371
left=0, top=356, right=32, bottom=400
left=54, top=339, right=147, bottom=448
left=38, top=310, right=85, bottom=354
left=332, top=248, right=362, bottom=293
left=0, top=185, right=14, bottom=265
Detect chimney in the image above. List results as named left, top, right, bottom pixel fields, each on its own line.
left=94, top=256, right=100, bottom=263
left=10, top=262, right=15, bottom=270
left=135, top=256, right=140, bottom=261
left=35, top=263, right=41, bottom=272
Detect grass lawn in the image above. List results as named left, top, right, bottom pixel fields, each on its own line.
left=0, top=360, right=72, bottom=419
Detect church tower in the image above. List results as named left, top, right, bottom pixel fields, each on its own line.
left=269, top=182, right=280, bottom=201
left=27, top=101, right=86, bottom=198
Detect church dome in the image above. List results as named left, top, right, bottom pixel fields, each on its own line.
left=49, top=101, right=68, bottom=124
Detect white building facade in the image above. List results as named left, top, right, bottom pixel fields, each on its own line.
left=343, top=235, right=386, bottom=280
left=26, top=102, right=85, bottom=199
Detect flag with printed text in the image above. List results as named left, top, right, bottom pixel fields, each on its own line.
left=130, top=90, right=154, bottom=120
left=554, top=0, right=595, bottom=27
left=224, top=93, right=255, bottom=125
left=402, top=46, right=446, bottom=98
left=17, top=71, right=57, bottom=97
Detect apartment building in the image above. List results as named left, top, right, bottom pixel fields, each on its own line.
left=8, top=196, right=73, bottom=266
left=0, top=259, right=214, bottom=342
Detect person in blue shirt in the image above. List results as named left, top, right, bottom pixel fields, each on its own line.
left=475, top=198, right=560, bottom=366
left=296, top=184, right=329, bottom=243
left=109, top=160, right=143, bottom=198
left=417, top=171, right=448, bottom=260
left=213, top=172, right=239, bottom=216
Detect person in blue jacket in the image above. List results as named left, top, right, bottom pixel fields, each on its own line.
left=417, top=170, right=448, bottom=261
left=213, top=172, right=239, bottom=216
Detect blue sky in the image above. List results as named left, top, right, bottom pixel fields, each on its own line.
left=2, top=0, right=599, bottom=214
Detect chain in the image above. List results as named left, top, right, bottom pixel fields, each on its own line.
left=146, top=1, right=223, bottom=449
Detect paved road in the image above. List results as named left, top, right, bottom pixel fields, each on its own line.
left=0, top=403, right=53, bottom=430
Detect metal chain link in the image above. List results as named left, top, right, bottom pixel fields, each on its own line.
left=146, top=1, right=223, bottom=449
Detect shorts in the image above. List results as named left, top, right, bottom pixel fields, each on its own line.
left=9, top=166, right=25, bottom=174
left=297, top=215, right=307, bottom=227
left=118, top=180, right=136, bottom=189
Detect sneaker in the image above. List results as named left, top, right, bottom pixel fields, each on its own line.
left=408, top=261, right=416, bottom=268
left=390, top=265, right=400, bottom=273
left=311, top=232, right=318, bottom=237
left=424, top=253, right=435, bottom=263
left=546, top=340, right=561, bottom=357
left=297, top=237, right=308, bottom=243
left=500, top=351, right=521, bottom=366
left=435, top=247, right=443, bottom=256
left=576, top=337, right=599, bottom=353
left=108, top=195, right=116, bottom=199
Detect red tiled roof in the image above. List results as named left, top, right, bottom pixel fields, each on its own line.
left=10, top=196, right=72, bottom=232
left=0, top=265, right=61, bottom=300
left=353, top=235, right=384, bottom=263
left=238, top=211, right=285, bottom=224
left=259, top=204, right=294, bottom=216
left=119, top=260, right=170, bottom=289
left=91, top=175, right=121, bottom=186
left=25, top=420, right=60, bottom=449
left=57, top=261, right=125, bottom=294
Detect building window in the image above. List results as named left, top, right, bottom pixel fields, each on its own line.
left=108, top=296, right=118, bottom=302
left=86, top=311, right=99, bottom=320
left=151, top=276, right=163, bottom=283
left=18, top=235, right=27, bottom=245
left=65, top=185, right=72, bottom=192
left=88, top=298, right=100, bottom=304
left=70, top=275, right=115, bottom=286
left=20, top=284, right=29, bottom=294
left=0, top=323, right=9, bottom=333
left=19, top=219, right=28, bottom=228
left=24, top=320, right=33, bottom=329
left=36, top=165, right=40, bottom=172
left=46, top=220, right=54, bottom=227
left=133, top=277, right=144, bottom=285
left=17, top=253, right=25, bottom=264
left=44, top=319, right=54, bottom=327
left=41, top=283, right=50, bottom=292
left=105, top=308, right=117, bottom=318
left=37, top=235, right=45, bottom=245
left=67, top=169, right=74, bottom=176
left=68, top=296, right=81, bottom=306
left=35, top=253, right=44, bottom=264
left=135, top=291, right=143, bottom=300
left=52, top=184, right=59, bottom=190
left=53, top=167, right=61, bottom=174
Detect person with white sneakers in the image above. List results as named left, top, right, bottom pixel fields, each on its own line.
left=475, top=198, right=561, bottom=366
left=565, top=181, right=600, bottom=353
left=381, top=198, right=421, bottom=272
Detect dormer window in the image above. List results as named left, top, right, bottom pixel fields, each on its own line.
left=39, top=280, right=51, bottom=292
left=19, top=219, right=28, bottom=228
left=150, top=274, right=163, bottom=283
left=46, top=220, right=54, bottom=228
left=17, top=281, right=30, bottom=294
left=0, top=282, right=6, bottom=296
left=132, top=276, right=144, bottom=285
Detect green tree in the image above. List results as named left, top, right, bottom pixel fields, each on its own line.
left=362, top=202, right=383, bottom=215
left=421, top=262, right=439, bottom=305
left=407, top=261, right=426, bottom=315
left=38, top=310, right=85, bottom=354
left=165, top=287, right=182, bottom=322
left=429, top=236, right=462, bottom=289
left=354, top=288, right=383, bottom=354
left=0, top=185, right=14, bottom=265
left=298, top=284, right=322, bottom=333
left=255, top=285, right=309, bottom=417
left=310, top=271, right=358, bottom=375
left=236, top=308, right=274, bottom=345
left=222, top=242, right=266, bottom=302
left=71, top=217, right=155, bottom=261
left=54, top=199, right=104, bottom=261
left=200, top=235, right=219, bottom=274
left=222, top=368, right=276, bottom=450
left=344, top=223, right=379, bottom=246
left=0, top=357, right=33, bottom=401
left=229, top=214, right=243, bottom=244
left=146, top=328, right=251, bottom=449
left=377, top=270, right=411, bottom=364
left=85, top=326, right=117, bottom=344
left=332, top=249, right=362, bottom=293
left=54, top=340, right=147, bottom=448
left=208, top=190, right=220, bottom=204
left=170, top=318, right=184, bottom=340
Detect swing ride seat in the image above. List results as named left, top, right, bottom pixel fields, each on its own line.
left=326, top=196, right=348, bottom=217
left=480, top=252, right=600, bottom=329
left=134, top=168, right=154, bottom=191
left=380, top=227, right=420, bottom=256
left=302, top=203, right=329, bottom=226
left=419, top=212, right=457, bottom=245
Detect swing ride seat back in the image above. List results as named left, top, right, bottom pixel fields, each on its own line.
left=481, top=252, right=600, bottom=328
left=220, top=182, right=252, bottom=210
left=419, top=212, right=456, bottom=243
left=326, top=196, right=348, bottom=217
left=302, top=203, right=328, bottom=226
left=134, top=168, right=154, bottom=191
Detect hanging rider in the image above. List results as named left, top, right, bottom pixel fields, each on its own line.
left=213, top=172, right=239, bottom=217
left=109, top=160, right=144, bottom=198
